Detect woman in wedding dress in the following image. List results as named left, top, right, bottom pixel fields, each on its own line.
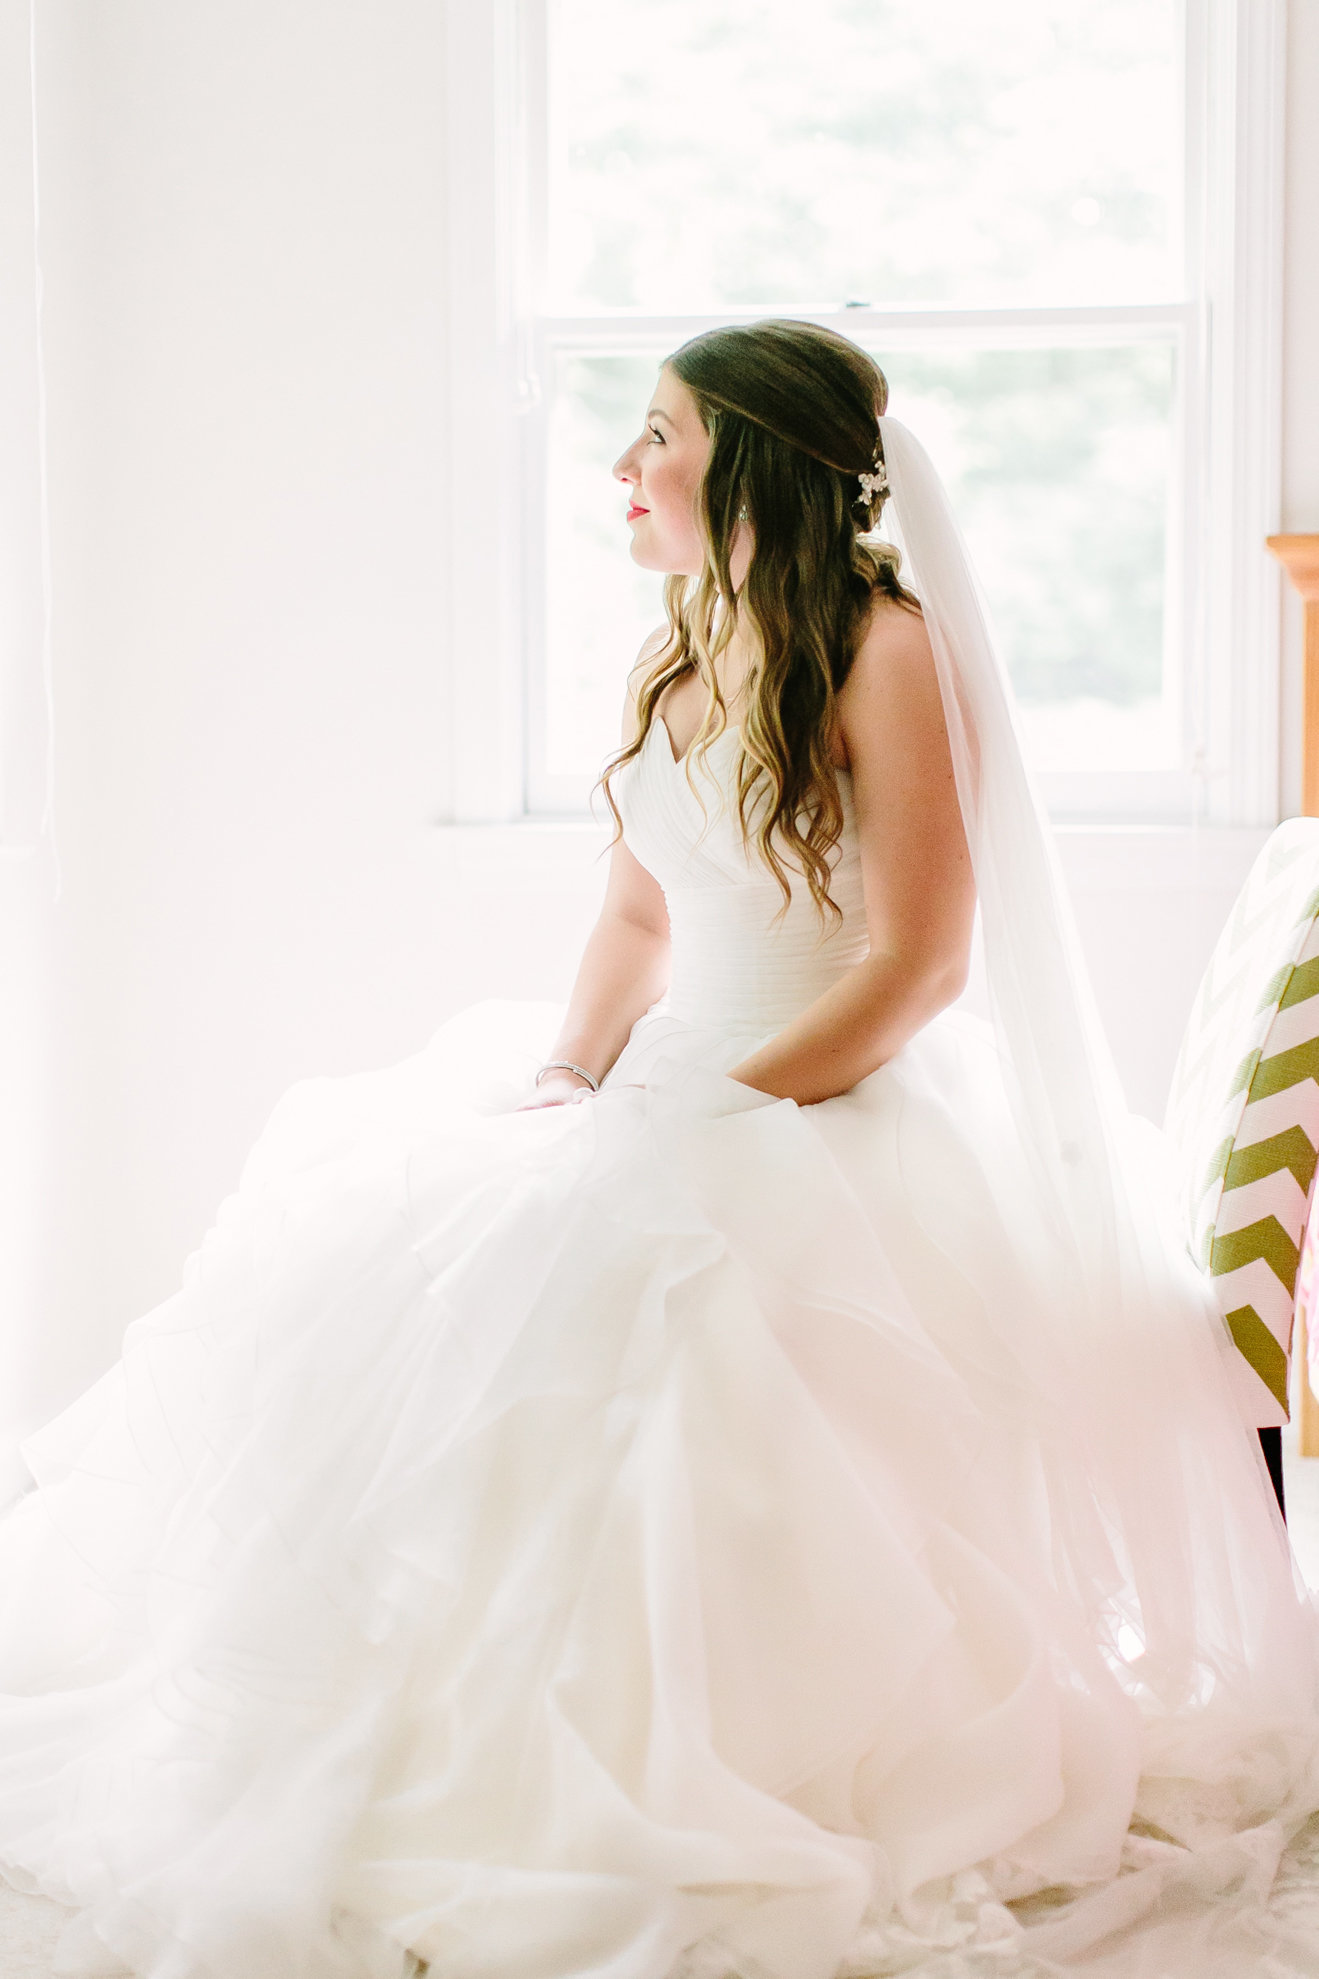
left=2, top=317, right=1319, bottom=1979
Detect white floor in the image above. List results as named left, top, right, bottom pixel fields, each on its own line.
left=0, top=1886, right=61, bottom=1979
left=4, top=1441, right=1319, bottom=1977
left=1284, top=1423, right=1319, bottom=1587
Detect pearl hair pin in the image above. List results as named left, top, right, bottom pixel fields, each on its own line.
left=858, top=454, right=889, bottom=505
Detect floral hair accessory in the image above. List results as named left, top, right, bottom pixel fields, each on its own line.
left=857, top=451, right=889, bottom=505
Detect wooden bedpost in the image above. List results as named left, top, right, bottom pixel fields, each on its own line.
left=1268, top=533, right=1319, bottom=1456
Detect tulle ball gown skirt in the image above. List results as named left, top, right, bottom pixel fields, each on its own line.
left=2, top=720, right=1319, bottom=1976
left=0, top=993, right=1317, bottom=1979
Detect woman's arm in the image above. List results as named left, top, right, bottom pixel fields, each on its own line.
left=523, top=670, right=672, bottom=1108
left=523, top=841, right=672, bottom=1107
left=728, top=598, right=975, bottom=1105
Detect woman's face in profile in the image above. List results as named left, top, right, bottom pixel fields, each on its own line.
left=613, top=367, right=711, bottom=577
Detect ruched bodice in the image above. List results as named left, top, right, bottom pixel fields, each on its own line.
left=617, top=719, right=870, bottom=1029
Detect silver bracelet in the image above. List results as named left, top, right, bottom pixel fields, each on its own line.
left=535, top=1060, right=600, bottom=1093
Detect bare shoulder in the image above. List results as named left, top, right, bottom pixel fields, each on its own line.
left=628, top=624, right=670, bottom=690
left=621, top=625, right=672, bottom=742
left=834, top=590, right=970, bottom=922
left=836, top=593, right=941, bottom=757
left=846, top=591, right=933, bottom=691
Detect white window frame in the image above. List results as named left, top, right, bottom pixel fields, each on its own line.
left=440, top=0, right=1285, bottom=830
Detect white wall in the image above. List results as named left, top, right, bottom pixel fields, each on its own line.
left=1280, top=0, right=1319, bottom=817
left=0, top=0, right=1315, bottom=1467
left=0, top=0, right=611, bottom=1471
left=1283, top=0, right=1319, bottom=535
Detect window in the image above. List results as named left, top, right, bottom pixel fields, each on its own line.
left=443, top=0, right=1285, bottom=828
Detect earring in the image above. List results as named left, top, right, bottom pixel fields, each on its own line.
left=737, top=505, right=748, bottom=522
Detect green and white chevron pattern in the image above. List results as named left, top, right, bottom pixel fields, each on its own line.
left=1166, top=819, right=1319, bottom=1426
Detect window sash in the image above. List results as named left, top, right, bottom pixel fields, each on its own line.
left=441, top=0, right=1286, bottom=833
left=523, top=303, right=1197, bottom=820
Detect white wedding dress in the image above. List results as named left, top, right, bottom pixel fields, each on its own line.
left=2, top=707, right=1319, bottom=1979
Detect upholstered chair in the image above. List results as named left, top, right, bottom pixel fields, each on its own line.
left=1165, top=818, right=1319, bottom=1514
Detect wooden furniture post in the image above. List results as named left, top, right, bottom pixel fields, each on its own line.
left=1269, top=536, right=1319, bottom=812
left=1268, top=533, right=1319, bottom=1453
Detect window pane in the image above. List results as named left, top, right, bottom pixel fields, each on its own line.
left=885, top=343, right=1178, bottom=771
left=537, top=342, right=1177, bottom=785
left=546, top=0, right=1180, bottom=313
left=542, top=354, right=667, bottom=782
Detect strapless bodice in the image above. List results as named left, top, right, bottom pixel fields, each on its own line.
left=616, top=719, right=870, bottom=1029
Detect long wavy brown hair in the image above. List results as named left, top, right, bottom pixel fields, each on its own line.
left=598, top=318, right=920, bottom=920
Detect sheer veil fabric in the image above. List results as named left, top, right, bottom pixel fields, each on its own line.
left=881, top=415, right=1319, bottom=1914
left=873, top=417, right=1319, bottom=1956
left=0, top=422, right=1316, bottom=1979
left=882, top=414, right=1308, bottom=1661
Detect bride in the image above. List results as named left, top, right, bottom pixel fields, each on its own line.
left=1, top=317, right=1318, bottom=1979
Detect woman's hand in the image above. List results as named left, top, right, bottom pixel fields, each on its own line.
left=516, top=1070, right=596, bottom=1112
